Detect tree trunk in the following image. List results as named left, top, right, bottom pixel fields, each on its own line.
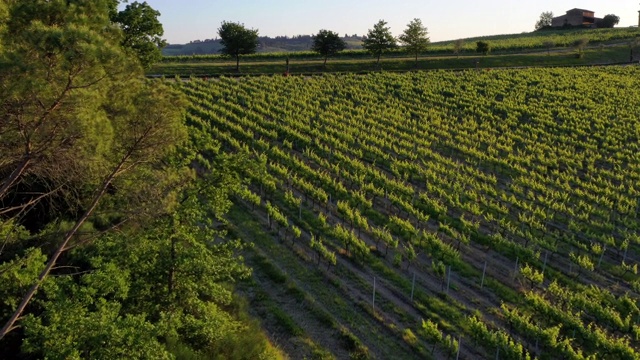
left=236, top=54, right=240, bottom=72
left=323, top=56, right=328, bottom=68
left=376, top=53, right=381, bottom=64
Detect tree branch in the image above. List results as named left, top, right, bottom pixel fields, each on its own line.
left=0, top=76, right=75, bottom=200
left=0, top=141, right=139, bottom=340
left=0, top=156, right=31, bottom=200
left=62, top=217, right=129, bottom=252
left=0, top=184, right=65, bottom=217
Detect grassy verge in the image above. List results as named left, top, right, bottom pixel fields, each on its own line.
left=150, top=46, right=632, bottom=77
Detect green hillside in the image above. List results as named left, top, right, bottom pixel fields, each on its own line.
left=154, top=27, right=640, bottom=78
left=163, top=35, right=364, bottom=56
left=429, top=27, right=640, bottom=52
left=162, top=27, right=640, bottom=59
left=177, top=67, right=640, bottom=359
left=151, top=45, right=632, bottom=78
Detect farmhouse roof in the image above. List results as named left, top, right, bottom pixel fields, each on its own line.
left=567, top=8, right=594, bottom=13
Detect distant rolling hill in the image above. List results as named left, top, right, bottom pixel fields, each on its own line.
left=163, top=35, right=364, bottom=56
left=163, top=27, right=640, bottom=57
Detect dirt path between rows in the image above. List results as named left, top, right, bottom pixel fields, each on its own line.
left=240, top=199, right=499, bottom=359
left=233, top=205, right=421, bottom=359
left=242, top=247, right=351, bottom=360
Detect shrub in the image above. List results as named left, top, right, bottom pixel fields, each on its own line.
left=476, top=41, right=490, bottom=55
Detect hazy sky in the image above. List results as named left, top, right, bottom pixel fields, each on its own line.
left=137, top=1, right=640, bottom=44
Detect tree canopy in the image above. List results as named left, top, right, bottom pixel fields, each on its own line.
left=398, top=18, right=430, bottom=65
left=0, top=1, right=273, bottom=357
left=218, top=21, right=260, bottom=71
left=476, top=41, right=490, bottom=55
left=312, top=29, right=347, bottom=66
left=111, top=1, right=167, bottom=69
left=535, top=11, right=554, bottom=30
left=599, top=14, right=620, bottom=29
left=0, top=0, right=188, bottom=339
left=362, top=20, right=397, bottom=64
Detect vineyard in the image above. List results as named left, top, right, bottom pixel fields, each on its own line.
left=431, top=27, right=640, bottom=53
left=177, top=67, right=640, bottom=359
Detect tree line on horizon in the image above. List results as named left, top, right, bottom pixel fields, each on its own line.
left=217, top=18, right=441, bottom=71
left=213, top=12, right=631, bottom=72
left=175, top=9, right=626, bottom=68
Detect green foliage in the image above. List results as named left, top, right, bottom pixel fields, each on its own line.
left=310, top=235, right=337, bottom=267
left=266, top=201, right=288, bottom=229
left=543, top=40, right=555, bottom=54
left=468, top=315, right=532, bottom=360
left=393, top=253, right=403, bottom=268
left=175, top=68, right=640, bottom=358
left=453, top=39, right=464, bottom=56
left=161, top=27, right=640, bottom=66
left=432, top=260, right=446, bottom=289
left=619, top=261, right=638, bottom=277
left=403, top=243, right=417, bottom=267
left=0, top=0, right=189, bottom=230
left=362, top=20, right=397, bottom=63
left=284, top=189, right=301, bottom=208
left=312, top=29, right=347, bottom=66
left=600, top=14, right=620, bottom=29
left=337, top=200, right=368, bottom=232
left=573, top=38, right=589, bottom=57
left=535, top=11, right=554, bottom=30
left=520, top=263, right=544, bottom=288
left=570, top=252, right=594, bottom=272
left=238, top=187, right=262, bottom=207
left=218, top=21, right=259, bottom=71
left=476, top=41, right=490, bottom=55
left=443, top=335, right=459, bottom=357
left=389, top=215, right=417, bottom=242
left=318, top=212, right=328, bottom=228
left=371, top=226, right=398, bottom=254
left=292, top=225, right=302, bottom=239
left=398, top=18, right=430, bottom=63
left=421, top=318, right=443, bottom=353
left=402, top=328, right=418, bottom=346
left=333, top=224, right=369, bottom=260
left=422, top=232, right=460, bottom=265
left=338, top=327, right=370, bottom=360
left=0, top=0, right=131, bottom=211
left=22, top=269, right=170, bottom=360
left=0, top=2, right=269, bottom=357
left=0, top=248, right=47, bottom=321
left=16, top=182, right=254, bottom=356
left=112, top=1, right=167, bottom=68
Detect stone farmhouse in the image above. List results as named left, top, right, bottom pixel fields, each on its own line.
left=552, top=8, right=602, bottom=28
